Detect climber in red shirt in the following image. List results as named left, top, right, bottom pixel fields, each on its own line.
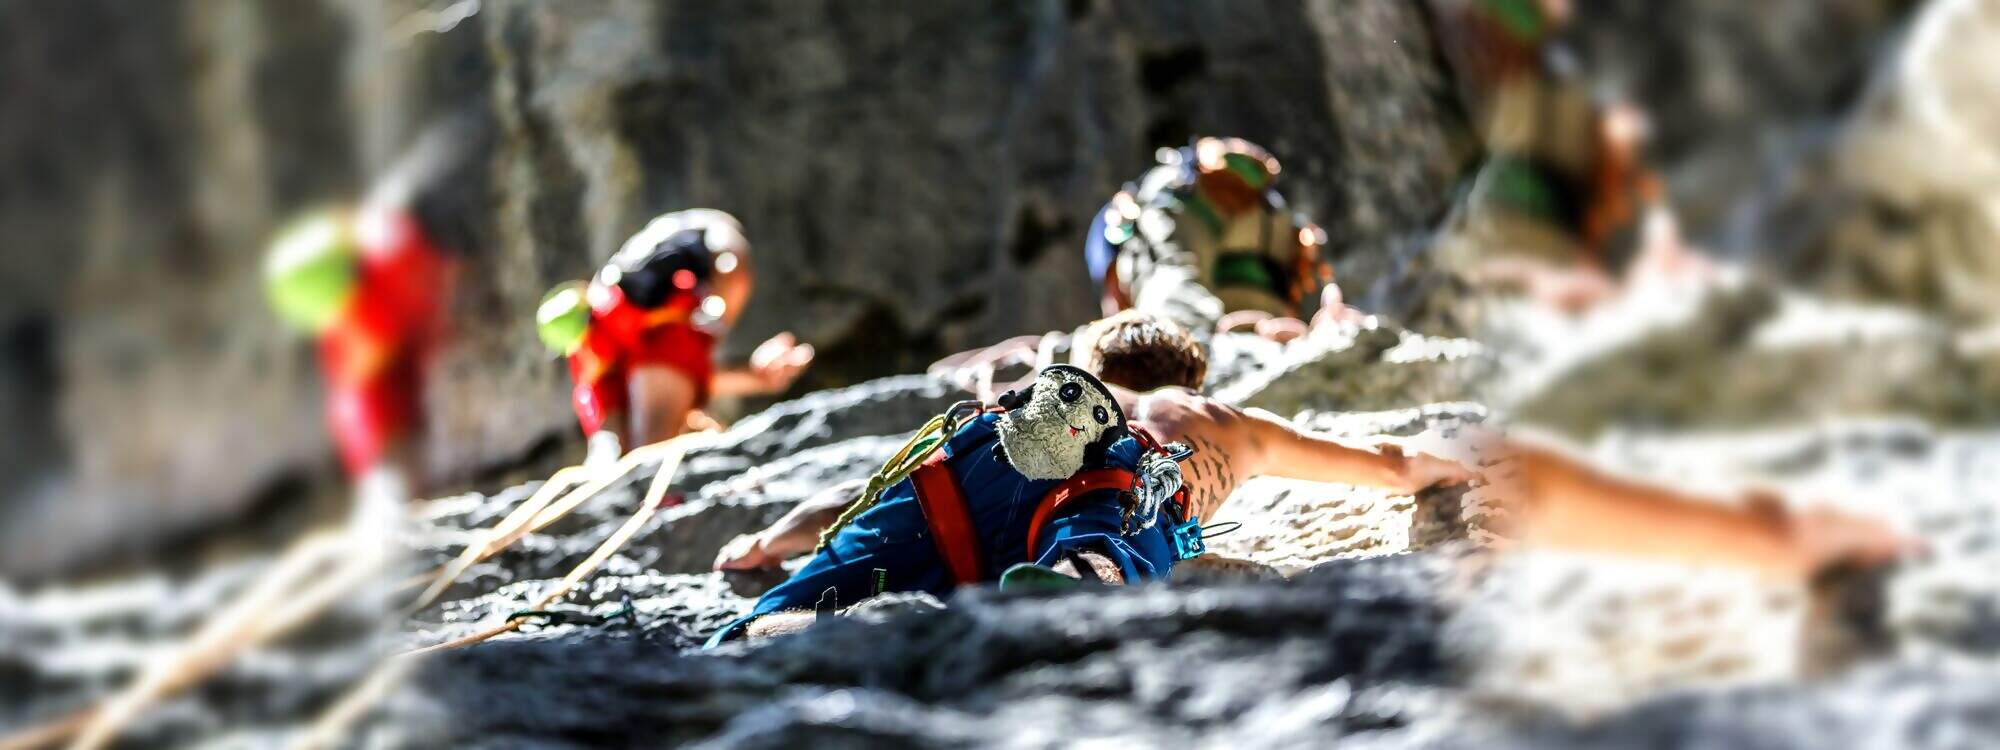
left=266, top=203, right=453, bottom=503
left=538, top=209, right=814, bottom=465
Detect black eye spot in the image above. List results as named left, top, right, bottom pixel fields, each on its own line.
left=1058, top=382, right=1082, bottom=403
left=1092, top=405, right=1109, bottom=425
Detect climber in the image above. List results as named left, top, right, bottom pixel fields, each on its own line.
left=62, top=123, right=485, bottom=750
left=929, top=137, right=1354, bottom=400
left=712, top=311, right=1473, bottom=582
left=1086, top=136, right=1339, bottom=339
left=266, top=202, right=453, bottom=510
left=1427, top=0, right=1713, bottom=314
left=719, top=311, right=1911, bottom=599
left=537, top=209, right=814, bottom=466
left=708, top=362, right=1228, bottom=644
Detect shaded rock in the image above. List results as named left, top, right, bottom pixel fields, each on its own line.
left=1558, top=0, right=1908, bottom=241
left=1506, top=661, right=2000, bottom=750
left=1718, top=0, right=2000, bottom=322
left=1502, top=279, right=2000, bottom=436
left=383, top=554, right=1455, bottom=748
left=677, top=376, right=963, bottom=490
left=1220, top=319, right=1494, bottom=416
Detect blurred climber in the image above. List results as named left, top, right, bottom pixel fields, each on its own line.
left=1085, top=136, right=1339, bottom=340
left=1427, top=0, right=1712, bottom=314
left=56, top=121, right=486, bottom=750
left=930, top=138, right=1350, bottom=401
left=266, top=204, right=452, bottom=515
left=538, top=209, right=813, bottom=467
left=709, top=312, right=1474, bottom=637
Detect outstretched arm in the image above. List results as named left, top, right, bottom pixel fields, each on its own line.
left=1235, top=407, right=1474, bottom=493
left=1496, top=440, right=1908, bottom=579
left=710, top=332, right=815, bottom=397
left=714, top=478, right=865, bottom=570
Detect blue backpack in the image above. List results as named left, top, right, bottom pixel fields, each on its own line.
left=707, top=398, right=1201, bottom=646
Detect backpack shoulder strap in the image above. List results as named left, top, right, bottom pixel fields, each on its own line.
left=911, top=451, right=983, bottom=586
left=1024, top=468, right=1135, bottom=562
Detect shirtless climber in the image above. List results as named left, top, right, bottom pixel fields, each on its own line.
left=707, top=313, right=1477, bottom=644
left=718, top=312, right=1910, bottom=624
left=1427, top=0, right=1713, bottom=314
left=537, top=209, right=814, bottom=465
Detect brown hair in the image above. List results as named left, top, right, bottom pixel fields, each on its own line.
left=1077, top=310, right=1207, bottom=391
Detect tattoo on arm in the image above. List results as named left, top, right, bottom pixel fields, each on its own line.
left=1183, top=436, right=1234, bottom=519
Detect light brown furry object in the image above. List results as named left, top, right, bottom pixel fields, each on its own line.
left=996, top=366, right=1124, bottom=480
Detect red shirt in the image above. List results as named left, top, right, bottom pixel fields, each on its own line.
left=566, top=282, right=715, bottom=437
left=318, top=207, right=449, bottom=475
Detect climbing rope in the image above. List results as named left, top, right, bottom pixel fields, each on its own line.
left=403, top=464, right=588, bottom=609
left=403, top=437, right=679, bottom=612
left=402, top=432, right=697, bottom=657
left=814, top=400, right=984, bottom=552
left=8, top=526, right=367, bottom=750
left=0, top=433, right=704, bottom=750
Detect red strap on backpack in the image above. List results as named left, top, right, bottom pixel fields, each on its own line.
left=1024, top=468, right=1135, bottom=561
left=911, top=451, right=983, bottom=586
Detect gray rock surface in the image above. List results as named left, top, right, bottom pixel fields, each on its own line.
left=0, top=0, right=1479, bottom=577
left=7, top=3, right=1994, bottom=748
left=383, top=554, right=1459, bottom=749
left=8, top=310, right=1993, bottom=748
left=1493, top=276, right=2000, bottom=437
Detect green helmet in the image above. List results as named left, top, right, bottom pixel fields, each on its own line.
left=265, top=211, right=358, bottom=333
left=536, top=281, right=591, bottom=355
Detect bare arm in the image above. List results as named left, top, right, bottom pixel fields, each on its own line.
left=1498, top=441, right=1907, bottom=579
left=1048, top=549, right=1126, bottom=584
left=710, top=332, right=815, bottom=397
left=1235, top=407, right=1470, bottom=493
left=714, top=478, right=864, bottom=570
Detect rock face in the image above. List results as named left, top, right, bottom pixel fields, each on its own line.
left=0, top=0, right=1479, bottom=577
left=8, top=2, right=1994, bottom=748
left=1556, top=0, right=1907, bottom=241
left=387, top=556, right=1458, bottom=749
left=7, top=312, right=1995, bottom=748
left=1494, top=276, right=2000, bottom=437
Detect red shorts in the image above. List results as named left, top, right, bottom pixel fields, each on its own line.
left=569, top=322, right=715, bottom=437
